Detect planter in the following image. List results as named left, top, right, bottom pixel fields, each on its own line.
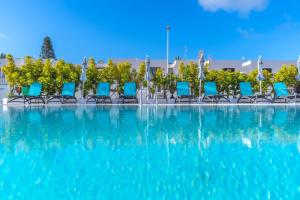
left=3, top=98, right=8, bottom=105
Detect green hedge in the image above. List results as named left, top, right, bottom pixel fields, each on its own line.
left=2, top=55, right=81, bottom=94
left=2, top=55, right=299, bottom=96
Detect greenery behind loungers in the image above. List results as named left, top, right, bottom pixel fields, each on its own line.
left=2, top=55, right=81, bottom=95
left=2, top=54, right=300, bottom=97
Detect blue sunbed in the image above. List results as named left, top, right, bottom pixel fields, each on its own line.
left=175, top=82, right=195, bottom=103
left=202, top=82, right=230, bottom=103
left=86, top=82, right=112, bottom=104
left=273, top=82, right=295, bottom=103
left=47, top=82, right=77, bottom=104
left=119, top=82, right=138, bottom=104
left=237, top=82, right=256, bottom=103
left=25, top=82, right=45, bottom=104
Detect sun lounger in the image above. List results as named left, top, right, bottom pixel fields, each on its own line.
left=86, top=82, right=112, bottom=104
left=237, top=82, right=256, bottom=103
left=119, top=82, right=138, bottom=104
left=273, top=82, right=296, bottom=103
left=25, top=82, right=45, bottom=104
left=175, top=82, right=196, bottom=103
left=8, top=86, right=29, bottom=103
left=47, top=82, right=77, bottom=104
left=202, top=82, right=230, bottom=103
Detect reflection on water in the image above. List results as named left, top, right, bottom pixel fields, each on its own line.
left=2, top=106, right=300, bottom=149
left=0, top=105, right=300, bottom=199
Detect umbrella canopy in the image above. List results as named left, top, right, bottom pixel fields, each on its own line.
left=256, top=56, right=265, bottom=81
left=81, top=57, right=87, bottom=82
left=198, top=53, right=205, bottom=80
left=145, top=55, right=151, bottom=81
left=296, top=56, right=300, bottom=81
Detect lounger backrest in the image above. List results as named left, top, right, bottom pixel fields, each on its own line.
left=22, top=86, right=29, bottom=96
left=240, top=82, right=253, bottom=96
left=62, top=82, right=76, bottom=96
left=96, top=82, right=110, bottom=96
left=28, top=82, right=42, bottom=96
left=274, top=82, right=289, bottom=97
left=124, top=82, right=136, bottom=97
left=177, top=82, right=190, bottom=96
left=204, top=82, right=218, bottom=96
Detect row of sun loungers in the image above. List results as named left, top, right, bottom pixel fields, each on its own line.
left=7, top=81, right=299, bottom=104
left=7, top=82, right=138, bottom=104
left=171, top=81, right=299, bottom=103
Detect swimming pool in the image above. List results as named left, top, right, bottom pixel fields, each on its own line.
left=0, top=105, right=299, bottom=199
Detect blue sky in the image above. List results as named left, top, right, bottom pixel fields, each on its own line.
left=0, top=0, right=300, bottom=63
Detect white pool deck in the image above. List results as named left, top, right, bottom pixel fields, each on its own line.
left=3, top=101, right=300, bottom=107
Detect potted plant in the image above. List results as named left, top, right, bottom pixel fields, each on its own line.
left=167, top=73, right=176, bottom=99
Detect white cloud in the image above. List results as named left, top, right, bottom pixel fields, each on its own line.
left=0, top=32, right=8, bottom=40
left=237, top=28, right=261, bottom=39
left=198, top=0, right=269, bottom=15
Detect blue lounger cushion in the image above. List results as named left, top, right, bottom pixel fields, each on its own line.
left=177, top=82, right=190, bottom=96
left=28, top=82, right=42, bottom=96
left=204, top=82, right=218, bottom=96
left=124, top=82, right=136, bottom=97
left=62, top=82, right=76, bottom=97
left=96, top=82, right=110, bottom=96
left=240, top=82, right=254, bottom=96
left=274, top=82, right=289, bottom=97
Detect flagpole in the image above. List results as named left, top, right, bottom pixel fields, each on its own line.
left=166, top=25, right=170, bottom=75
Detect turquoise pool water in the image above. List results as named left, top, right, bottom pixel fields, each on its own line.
left=0, top=105, right=300, bottom=199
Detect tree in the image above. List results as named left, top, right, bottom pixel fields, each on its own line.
left=85, top=58, right=98, bottom=94
left=131, top=69, right=138, bottom=84
left=38, top=59, right=56, bottom=94
left=186, top=62, right=199, bottom=96
left=166, top=73, right=177, bottom=98
left=104, top=59, right=118, bottom=83
left=137, top=62, right=146, bottom=88
left=40, top=36, right=56, bottom=59
left=54, top=60, right=80, bottom=92
left=152, top=68, right=169, bottom=98
left=274, top=65, right=297, bottom=89
left=115, top=62, right=132, bottom=94
left=1, top=54, right=20, bottom=93
left=152, top=68, right=164, bottom=90
left=178, top=62, right=186, bottom=80
left=177, top=62, right=199, bottom=95
left=19, top=56, right=43, bottom=86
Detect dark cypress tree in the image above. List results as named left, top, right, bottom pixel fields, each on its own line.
left=40, top=36, right=56, bottom=59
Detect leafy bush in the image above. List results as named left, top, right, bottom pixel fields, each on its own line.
left=85, top=58, right=98, bottom=94
left=274, top=64, right=297, bottom=88
left=54, top=60, right=80, bottom=92
left=38, top=59, right=56, bottom=94
left=177, top=62, right=199, bottom=95
left=1, top=54, right=20, bottom=93
left=2, top=55, right=80, bottom=95
left=3, top=55, right=300, bottom=97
